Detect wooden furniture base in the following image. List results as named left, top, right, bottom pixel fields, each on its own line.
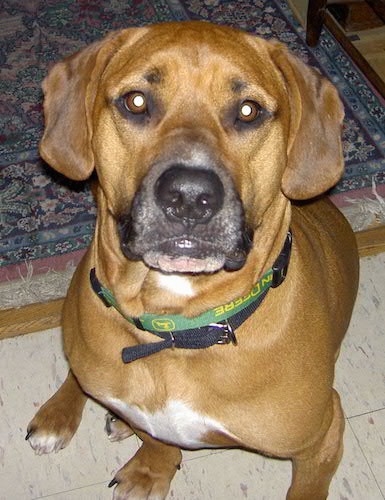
left=1, top=227, right=384, bottom=340
left=306, top=0, right=385, bottom=97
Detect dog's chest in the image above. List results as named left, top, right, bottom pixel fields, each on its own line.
left=106, top=397, right=229, bottom=449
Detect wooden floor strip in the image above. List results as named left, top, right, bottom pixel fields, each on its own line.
left=0, top=299, right=63, bottom=340
left=355, top=225, right=385, bottom=257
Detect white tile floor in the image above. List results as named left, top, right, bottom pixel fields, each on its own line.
left=0, top=253, right=384, bottom=500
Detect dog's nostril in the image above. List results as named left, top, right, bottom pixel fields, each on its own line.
left=155, top=166, right=224, bottom=226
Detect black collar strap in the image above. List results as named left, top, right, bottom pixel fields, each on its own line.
left=90, top=231, right=292, bottom=363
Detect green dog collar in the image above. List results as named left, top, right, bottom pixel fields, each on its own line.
left=89, top=231, right=292, bottom=362
left=91, top=266, right=275, bottom=334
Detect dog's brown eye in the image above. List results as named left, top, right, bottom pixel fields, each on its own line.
left=124, top=92, right=147, bottom=114
left=238, top=100, right=260, bottom=123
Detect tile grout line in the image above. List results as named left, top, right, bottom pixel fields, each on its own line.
left=347, top=406, right=385, bottom=420
left=34, top=479, right=110, bottom=499
left=346, top=418, right=385, bottom=500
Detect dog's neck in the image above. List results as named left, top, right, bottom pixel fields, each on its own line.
left=92, top=188, right=291, bottom=319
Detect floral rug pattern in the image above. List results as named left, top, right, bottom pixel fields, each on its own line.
left=1, top=0, right=384, bottom=281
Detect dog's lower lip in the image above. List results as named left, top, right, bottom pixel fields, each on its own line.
left=148, top=253, right=226, bottom=274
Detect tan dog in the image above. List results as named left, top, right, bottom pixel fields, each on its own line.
left=27, top=21, right=359, bottom=499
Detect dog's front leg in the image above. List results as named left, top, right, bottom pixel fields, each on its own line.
left=109, top=429, right=182, bottom=500
left=287, top=390, right=345, bottom=500
left=26, top=370, right=87, bottom=454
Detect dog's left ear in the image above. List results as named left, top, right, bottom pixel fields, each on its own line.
left=272, top=44, right=345, bottom=200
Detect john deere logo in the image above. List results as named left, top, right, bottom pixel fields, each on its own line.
left=152, top=318, right=176, bottom=331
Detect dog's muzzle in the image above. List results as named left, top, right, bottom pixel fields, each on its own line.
left=118, top=163, right=252, bottom=274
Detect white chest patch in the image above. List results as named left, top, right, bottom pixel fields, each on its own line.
left=106, top=398, right=229, bottom=449
left=157, top=274, right=195, bottom=298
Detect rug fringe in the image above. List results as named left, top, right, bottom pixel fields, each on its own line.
left=341, top=178, right=385, bottom=231
left=0, top=262, right=75, bottom=309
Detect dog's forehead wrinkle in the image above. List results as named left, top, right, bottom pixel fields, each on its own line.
left=115, top=34, right=251, bottom=79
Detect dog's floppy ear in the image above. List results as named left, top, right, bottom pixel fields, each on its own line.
left=272, top=44, right=345, bottom=200
left=39, top=29, right=145, bottom=181
left=39, top=33, right=121, bottom=180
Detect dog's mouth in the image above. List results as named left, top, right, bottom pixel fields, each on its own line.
left=147, top=235, right=252, bottom=273
left=119, top=216, right=253, bottom=274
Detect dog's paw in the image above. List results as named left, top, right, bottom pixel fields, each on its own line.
left=108, top=469, right=171, bottom=500
left=108, top=451, right=180, bottom=500
left=26, top=401, right=82, bottom=455
left=105, top=412, right=134, bottom=442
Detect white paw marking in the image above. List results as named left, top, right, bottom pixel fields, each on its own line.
left=106, top=398, right=232, bottom=449
left=157, top=274, right=195, bottom=297
left=28, top=433, right=66, bottom=455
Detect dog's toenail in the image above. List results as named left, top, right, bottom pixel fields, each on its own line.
left=108, top=478, right=118, bottom=488
left=25, top=430, right=34, bottom=440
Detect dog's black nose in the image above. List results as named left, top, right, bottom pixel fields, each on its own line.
left=155, top=166, right=224, bottom=227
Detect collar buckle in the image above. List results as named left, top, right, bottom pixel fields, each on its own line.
left=168, top=331, right=176, bottom=348
left=210, top=320, right=238, bottom=346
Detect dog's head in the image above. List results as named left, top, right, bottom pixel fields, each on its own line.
left=40, top=22, right=344, bottom=275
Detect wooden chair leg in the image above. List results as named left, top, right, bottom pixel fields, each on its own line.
left=306, top=0, right=328, bottom=46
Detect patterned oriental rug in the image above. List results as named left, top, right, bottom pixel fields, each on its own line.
left=1, top=0, right=385, bottom=308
